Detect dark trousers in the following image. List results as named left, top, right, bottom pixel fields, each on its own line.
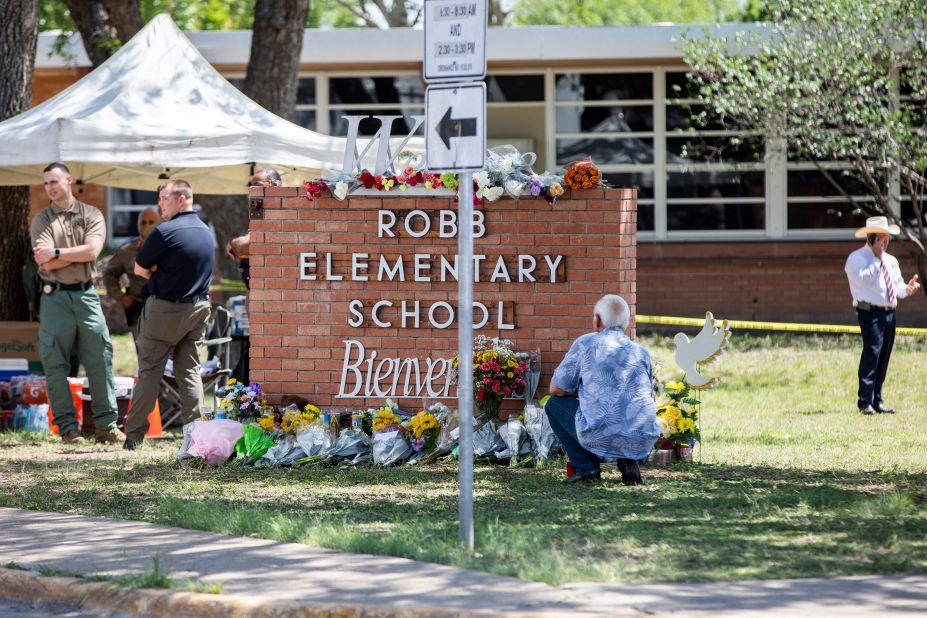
left=856, top=307, right=896, bottom=409
left=544, top=395, right=600, bottom=477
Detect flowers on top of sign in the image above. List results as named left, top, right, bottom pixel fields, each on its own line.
left=562, top=158, right=602, bottom=190
left=304, top=145, right=572, bottom=206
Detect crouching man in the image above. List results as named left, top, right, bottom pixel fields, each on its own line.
left=545, top=294, right=659, bottom=485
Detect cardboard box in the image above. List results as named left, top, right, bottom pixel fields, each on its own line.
left=0, top=322, right=41, bottom=362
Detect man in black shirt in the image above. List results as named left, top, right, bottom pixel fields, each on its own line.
left=124, top=179, right=215, bottom=455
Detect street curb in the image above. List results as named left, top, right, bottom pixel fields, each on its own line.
left=0, top=567, right=613, bottom=618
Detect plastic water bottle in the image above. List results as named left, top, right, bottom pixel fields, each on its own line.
left=12, top=405, right=26, bottom=431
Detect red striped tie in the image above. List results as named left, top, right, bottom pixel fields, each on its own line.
left=881, top=261, right=896, bottom=305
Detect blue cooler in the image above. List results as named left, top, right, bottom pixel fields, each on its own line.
left=0, top=359, right=28, bottom=382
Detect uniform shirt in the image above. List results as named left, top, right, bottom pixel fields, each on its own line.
left=551, top=326, right=661, bottom=460
left=30, top=199, right=106, bottom=285
left=135, top=211, right=214, bottom=301
left=845, top=244, right=910, bottom=308
left=102, top=237, right=149, bottom=300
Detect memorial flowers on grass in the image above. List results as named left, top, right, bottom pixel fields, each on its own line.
left=217, top=379, right=269, bottom=422
left=281, top=404, right=321, bottom=435
left=452, top=336, right=529, bottom=423
left=372, top=405, right=403, bottom=433
left=655, top=380, right=700, bottom=448
left=408, top=410, right=441, bottom=453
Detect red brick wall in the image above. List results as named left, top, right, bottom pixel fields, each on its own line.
left=248, top=187, right=638, bottom=407
left=638, top=241, right=927, bottom=327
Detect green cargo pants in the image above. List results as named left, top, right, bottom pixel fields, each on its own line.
left=125, top=298, right=211, bottom=441
left=38, top=287, right=117, bottom=434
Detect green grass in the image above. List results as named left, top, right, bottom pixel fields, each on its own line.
left=1, top=333, right=926, bottom=585
left=33, top=555, right=222, bottom=594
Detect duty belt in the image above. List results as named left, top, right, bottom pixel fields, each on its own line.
left=41, top=280, right=92, bottom=294
left=152, top=294, right=209, bottom=304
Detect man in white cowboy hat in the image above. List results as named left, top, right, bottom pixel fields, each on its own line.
left=844, top=216, right=920, bottom=415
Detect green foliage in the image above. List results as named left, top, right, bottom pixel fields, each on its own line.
left=508, top=0, right=742, bottom=27
left=682, top=0, right=927, bottom=250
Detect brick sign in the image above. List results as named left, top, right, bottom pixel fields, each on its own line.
left=248, top=188, right=637, bottom=407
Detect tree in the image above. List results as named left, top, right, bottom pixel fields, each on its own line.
left=508, top=0, right=740, bottom=26
left=0, top=0, right=39, bottom=320
left=682, top=0, right=927, bottom=293
left=198, top=0, right=312, bottom=277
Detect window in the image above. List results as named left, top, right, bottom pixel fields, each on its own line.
left=226, top=75, right=318, bottom=131
left=665, top=71, right=766, bottom=234
left=106, top=189, right=158, bottom=246
left=329, top=75, right=424, bottom=136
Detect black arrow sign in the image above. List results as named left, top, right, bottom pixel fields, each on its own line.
left=436, top=106, right=477, bottom=149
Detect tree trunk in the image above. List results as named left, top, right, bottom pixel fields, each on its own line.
left=100, top=0, right=143, bottom=43
left=243, top=0, right=311, bottom=120
left=62, top=0, right=115, bottom=68
left=0, top=0, right=39, bottom=321
left=197, top=194, right=249, bottom=280
left=203, top=0, right=311, bottom=280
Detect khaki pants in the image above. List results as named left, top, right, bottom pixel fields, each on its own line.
left=126, top=298, right=211, bottom=440
left=38, top=287, right=117, bottom=434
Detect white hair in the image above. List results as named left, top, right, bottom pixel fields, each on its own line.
left=594, top=294, right=630, bottom=330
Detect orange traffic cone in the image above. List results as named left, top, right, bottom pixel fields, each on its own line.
left=126, top=378, right=163, bottom=438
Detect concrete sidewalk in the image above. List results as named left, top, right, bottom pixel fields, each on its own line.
left=0, top=507, right=924, bottom=617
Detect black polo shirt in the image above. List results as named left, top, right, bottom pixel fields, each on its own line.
left=135, top=210, right=214, bottom=301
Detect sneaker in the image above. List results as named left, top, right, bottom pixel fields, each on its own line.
left=94, top=427, right=126, bottom=445
left=176, top=422, right=195, bottom=461
left=60, top=430, right=85, bottom=445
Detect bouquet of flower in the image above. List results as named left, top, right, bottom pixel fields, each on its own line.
left=408, top=409, right=441, bottom=454
left=452, top=336, right=529, bottom=423
left=655, top=380, right=700, bottom=448
left=281, top=403, right=320, bottom=435
left=216, top=379, right=269, bottom=422
left=562, top=159, right=602, bottom=190
left=369, top=400, right=413, bottom=466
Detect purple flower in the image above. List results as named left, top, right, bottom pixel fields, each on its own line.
left=411, top=437, right=426, bottom=452
left=530, top=179, right=542, bottom=197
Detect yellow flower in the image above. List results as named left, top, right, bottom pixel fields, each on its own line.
left=665, top=381, right=685, bottom=391
left=506, top=372, right=514, bottom=378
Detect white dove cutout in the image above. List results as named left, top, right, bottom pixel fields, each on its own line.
left=673, top=312, right=731, bottom=389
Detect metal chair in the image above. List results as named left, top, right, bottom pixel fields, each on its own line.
left=158, top=303, right=233, bottom=428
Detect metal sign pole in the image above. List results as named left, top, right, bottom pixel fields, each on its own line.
left=457, top=171, right=474, bottom=551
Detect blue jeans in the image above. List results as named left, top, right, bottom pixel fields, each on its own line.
left=545, top=395, right=600, bottom=477
left=856, top=307, right=895, bottom=409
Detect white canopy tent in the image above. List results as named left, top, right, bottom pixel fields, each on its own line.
left=0, top=14, right=417, bottom=194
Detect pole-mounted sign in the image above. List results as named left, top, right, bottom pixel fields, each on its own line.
left=425, top=82, right=486, bottom=172
left=423, top=0, right=488, bottom=83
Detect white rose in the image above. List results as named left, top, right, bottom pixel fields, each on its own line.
left=483, top=186, right=504, bottom=202
left=334, top=180, right=349, bottom=200
left=475, top=171, right=490, bottom=188
left=499, top=155, right=516, bottom=174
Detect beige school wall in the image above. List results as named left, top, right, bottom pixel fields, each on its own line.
left=247, top=187, right=637, bottom=407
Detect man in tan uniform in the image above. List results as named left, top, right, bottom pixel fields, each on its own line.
left=102, top=207, right=161, bottom=337
left=31, top=162, right=123, bottom=445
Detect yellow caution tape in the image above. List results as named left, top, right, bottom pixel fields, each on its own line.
left=636, top=314, right=927, bottom=337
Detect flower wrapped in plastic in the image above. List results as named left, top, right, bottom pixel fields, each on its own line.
left=324, top=429, right=372, bottom=466
left=472, top=421, right=506, bottom=458
left=408, top=409, right=441, bottom=455
left=495, top=416, right=531, bottom=465
left=294, top=420, right=333, bottom=461
left=255, top=434, right=306, bottom=467
left=186, top=419, right=244, bottom=466
left=371, top=401, right=413, bottom=466
left=233, top=424, right=275, bottom=466
left=562, top=158, right=602, bottom=190
left=524, top=403, right=560, bottom=462
left=451, top=336, right=529, bottom=423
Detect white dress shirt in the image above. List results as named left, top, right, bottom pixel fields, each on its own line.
left=845, top=244, right=909, bottom=308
